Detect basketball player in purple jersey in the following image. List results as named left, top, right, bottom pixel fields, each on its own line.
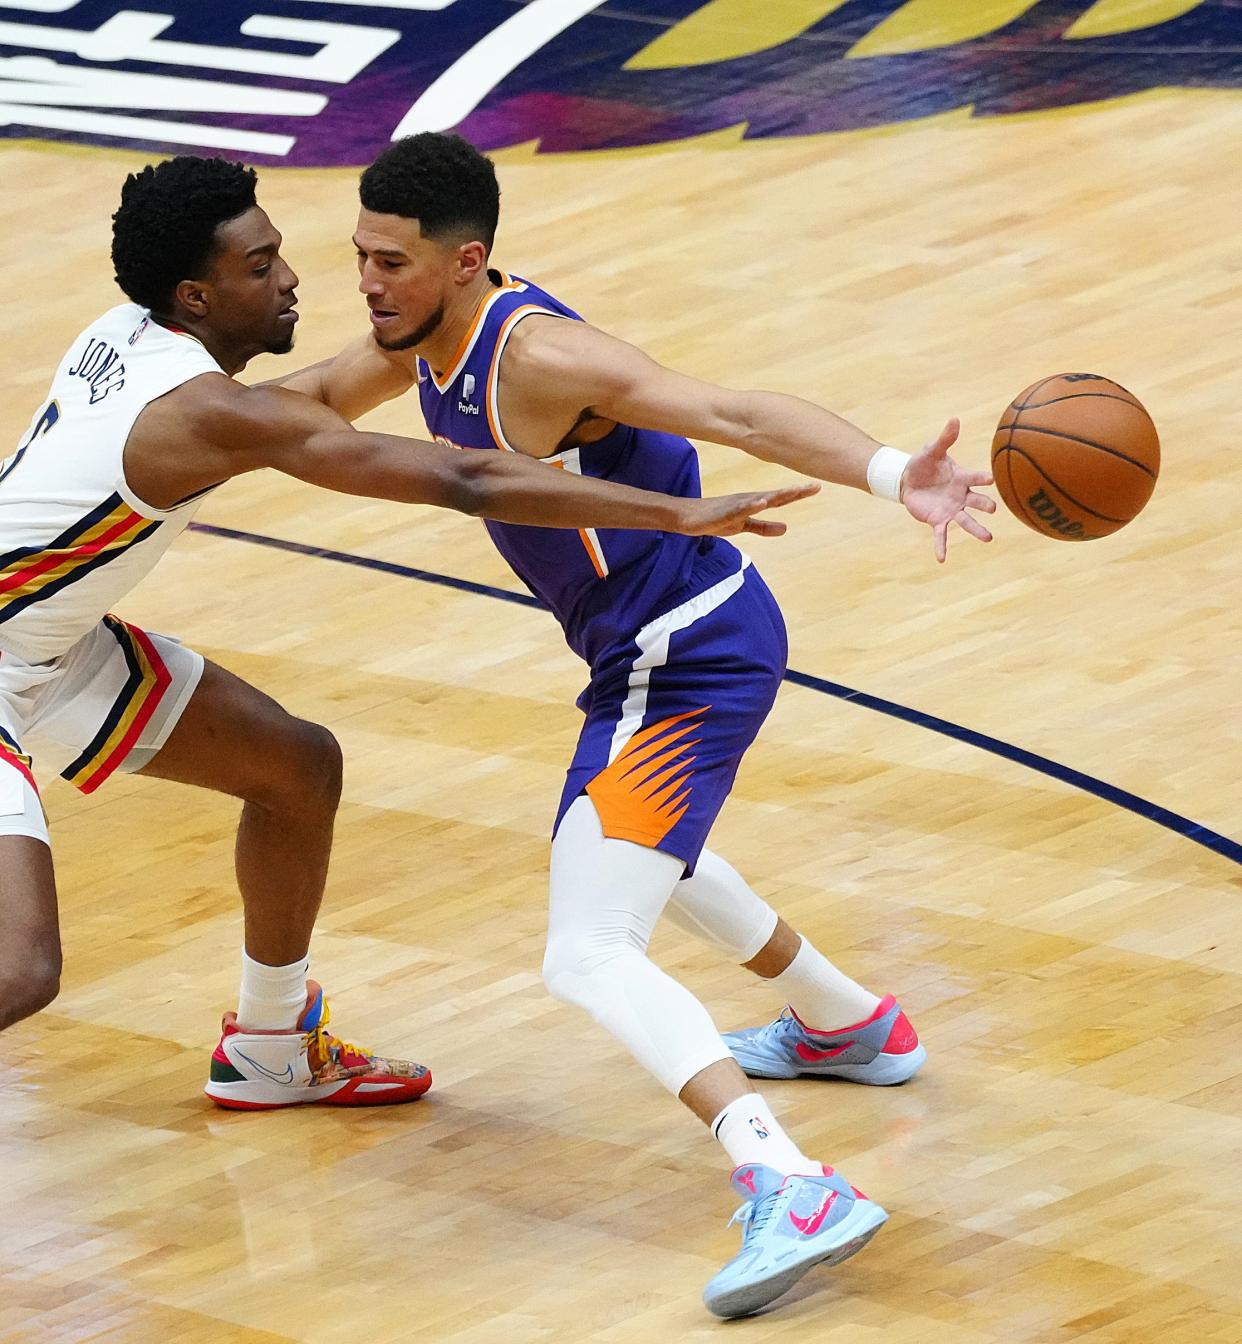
left=0, top=156, right=809, bottom=1114
left=323, top=133, right=994, bottom=1317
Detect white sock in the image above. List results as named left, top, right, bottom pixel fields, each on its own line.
left=711, top=1093, right=820, bottom=1176
left=236, top=951, right=309, bottom=1031
left=659, top=850, right=880, bottom=1030
left=768, top=938, right=880, bottom=1032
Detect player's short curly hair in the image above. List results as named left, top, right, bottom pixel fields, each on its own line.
left=359, top=133, right=500, bottom=250
left=111, top=156, right=258, bottom=311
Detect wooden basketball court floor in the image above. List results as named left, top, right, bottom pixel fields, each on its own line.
left=1, top=12, right=1240, bottom=1344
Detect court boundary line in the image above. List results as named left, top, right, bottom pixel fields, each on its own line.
left=187, top=521, right=1242, bottom=867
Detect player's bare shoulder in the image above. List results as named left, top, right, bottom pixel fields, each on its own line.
left=498, top=314, right=624, bottom=431
left=498, top=309, right=579, bottom=382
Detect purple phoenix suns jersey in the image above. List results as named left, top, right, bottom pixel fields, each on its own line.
left=416, top=270, right=738, bottom=666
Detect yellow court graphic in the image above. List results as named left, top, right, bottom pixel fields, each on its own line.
left=1065, top=0, right=1206, bottom=40
left=626, top=0, right=851, bottom=69
left=845, top=0, right=1207, bottom=57
left=847, top=0, right=1044, bottom=57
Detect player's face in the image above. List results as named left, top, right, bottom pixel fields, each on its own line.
left=205, top=207, right=300, bottom=356
left=353, top=210, right=458, bottom=352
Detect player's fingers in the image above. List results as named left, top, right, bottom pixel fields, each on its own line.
left=957, top=512, right=993, bottom=543
left=967, top=490, right=997, bottom=514
left=925, top=417, right=960, bottom=458
left=755, top=481, right=821, bottom=508
left=962, top=468, right=993, bottom=487
left=933, top=520, right=948, bottom=564
left=742, top=517, right=789, bottom=537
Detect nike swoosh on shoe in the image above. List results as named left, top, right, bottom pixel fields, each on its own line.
left=233, top=1050, right=296, bottom=1084
left=794, top=1041, right=852, bottom=1063
left=789, top=1191, right=837, bottom=1236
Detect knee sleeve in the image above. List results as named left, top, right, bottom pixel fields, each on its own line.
left=542, top=918, right=650, bottom=1000
left=664, top=849, right=778, bottom=962
left=545, top=797, right=731, bottom=1094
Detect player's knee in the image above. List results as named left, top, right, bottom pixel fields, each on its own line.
left=26, top=951, right=62, bottom=1014
left=543, top=934, right=595, bottom=1002
left=542, top=932, right=642, bottom=1005
left=298, top=721, right=343, bottom=811
left=0, top=942, right=62, bottom=1029
left=250, top=718, right=342, bottom=814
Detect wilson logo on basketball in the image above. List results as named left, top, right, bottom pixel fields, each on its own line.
left=1025, top=490, right=1088, bottom=539
left=0, top=2, right=1233, bottom=164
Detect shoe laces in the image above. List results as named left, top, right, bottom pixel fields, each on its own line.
left=766, top=1007, right=803, bottom=1044
left=727, top=1186, right=784, bottom=1242
left=303, top=998, right=368, bottom=1067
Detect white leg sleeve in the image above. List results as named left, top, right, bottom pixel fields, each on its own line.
left=667, top=849, right=880, bottom=1025
left=545, top=796, right=732, bottom=1096
left=662, top=849, right=778, bottom=963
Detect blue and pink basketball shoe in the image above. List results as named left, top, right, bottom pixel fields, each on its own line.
left=703, top=1163, right=888, bottom=1318
left=722, top=994, right=926, bottom=1084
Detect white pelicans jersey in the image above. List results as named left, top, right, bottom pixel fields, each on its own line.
left=0, top=304, right=224, bottom=664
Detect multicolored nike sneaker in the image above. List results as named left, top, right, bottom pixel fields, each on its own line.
left=722, top=995, right=926, bottom=1084
left=204, top=981, right=432, bottom=1109
left=703, top=1163, right=888, bottom=1319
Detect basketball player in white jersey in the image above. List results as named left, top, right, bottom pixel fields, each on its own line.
left=281, top=132, right=995, bottom=1315
left=0, top=155, right=813, bottom=1111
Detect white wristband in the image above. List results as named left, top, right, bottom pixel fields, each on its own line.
left=866, top=445, right=912, bottom=502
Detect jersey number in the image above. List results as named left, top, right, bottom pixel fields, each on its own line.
left=0, top=400, right=61, bottom=484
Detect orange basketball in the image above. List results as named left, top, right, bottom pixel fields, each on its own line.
left=991, top=374, right=1160, bottom=541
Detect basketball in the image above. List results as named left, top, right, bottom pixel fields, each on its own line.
left=991, top=374, right=1160, bottom=541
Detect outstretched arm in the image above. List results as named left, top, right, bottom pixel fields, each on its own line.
left=255, top=332, right=419, bottom=422
left=124, top=373, right=817, bottom=538
left=502, top=317, right=995, bottom=562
